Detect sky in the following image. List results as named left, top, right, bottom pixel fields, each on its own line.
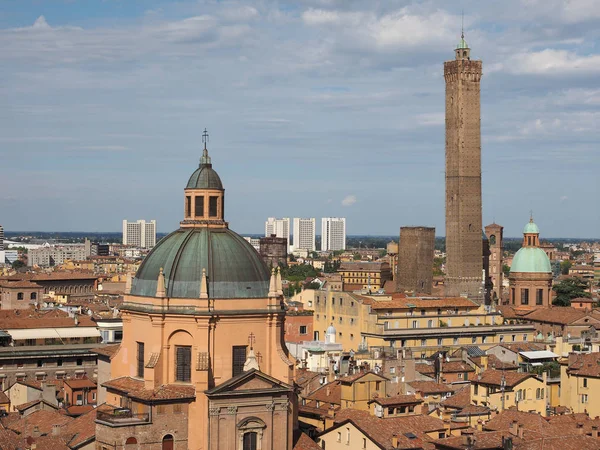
left=0, top=0, right=599, bottom=238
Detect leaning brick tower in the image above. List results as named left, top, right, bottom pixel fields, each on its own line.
left=444, top=32, right=484, bottom=301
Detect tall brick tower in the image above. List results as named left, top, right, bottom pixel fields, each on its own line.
left=444, top=32, right=484, bottom=301
left=485, top=223, right=504, bottom=303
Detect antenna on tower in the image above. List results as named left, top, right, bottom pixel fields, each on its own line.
left=461, top=10, right=464, bottom=38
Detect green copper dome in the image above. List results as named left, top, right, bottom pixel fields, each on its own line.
left=130, top=227, right=270, bottom=299
left=510, top=247, right=551, bottom=274
left=457, top=37, right=468, bottom=49
left=523, top=221, right=540, bottom=234
left=186, top=148, right=223, bottom=190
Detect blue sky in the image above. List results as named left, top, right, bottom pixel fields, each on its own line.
left=1, top=0, right=599, bottom=238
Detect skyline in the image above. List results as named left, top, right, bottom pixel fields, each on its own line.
left=1, top=1, right=599, bottom=238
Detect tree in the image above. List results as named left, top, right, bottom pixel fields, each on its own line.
left=305, top=282, right=321, bottom=290
left=11, top=260, right=26, bottom=270
left=552, top=277, right=591, bottom=306
left=324, top=259, right=341, bottom=273
left=560, top=260, right=572, bottom=275
left=353, top=253, right=361, bottom=260
left=433, top=257, right=446, bottom=276
left=502, top=264, right=511, bottom=277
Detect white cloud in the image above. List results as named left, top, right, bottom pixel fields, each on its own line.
left=32, top=16, right=50, bottom=30
left=341, top=195, right=357, bottom=206
left=497, top=49, right=600, bottom=75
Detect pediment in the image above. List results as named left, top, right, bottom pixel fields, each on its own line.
left=205, top=368, right=292, bottom=397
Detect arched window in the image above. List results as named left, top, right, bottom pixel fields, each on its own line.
left=30, top=292, right=37, bottom=300
left=237, top=417, right=266, bottom=450
left=125, top=437, right=138, bottom=450
left=162, top=434, right=174, bottom=450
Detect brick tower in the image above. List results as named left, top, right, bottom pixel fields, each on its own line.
left=398, top=227, right=435, bottom=295
left=444, top=32, right=484, bottom=301
left=485, top=223, right=504, bottom=303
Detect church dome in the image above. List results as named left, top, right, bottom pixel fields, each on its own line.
left=523, top=221, right=540, bottom=234
left=326, top=324, right=336, bottom=335
left=130, top=227, right=269, bottom=299
left=186, top=149, right=223, bottom=190
left=510, top=248, right=551, bottom=274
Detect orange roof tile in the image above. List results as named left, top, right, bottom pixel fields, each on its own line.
left=475, top=370, right=535, bottom=388
left=370, top=394, right=423, bottom=407
left=407, top=381, right=454, bottom=395
left=293, top=433, right=321, bottom=450
left=102, top=377, right=195, bottom=401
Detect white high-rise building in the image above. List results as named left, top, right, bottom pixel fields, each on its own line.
left=321, top=217, right=346, bottom=251
left=293, top=218, right=316, bottom=252
left=0, top=224, right=4, bottom=265
left=122, top=220, right=157, bottom=248
left=265, top=218, right=290, bottom=251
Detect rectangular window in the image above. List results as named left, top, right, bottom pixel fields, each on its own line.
left=583, top=378, right=588, bottom=388
left=232, top=346, right=247, bottom=377
left=521, top=289, right=529, bottom=305
left=299, top=326, right=307, bottom=335
left=437, top=338, right=442, bottom=345
left=511, top=288, right=515, bottom=304
left=76, top=358, right=83, bottom=366
left=209, top=196, right=218, bottom=217
left=421, top=339, right=426, bottom=346
left=536, top=289, right=543, bottom=305
left=195, top=196, right=204, bottom=217
left=137, top=342, right=145, bottom=378
left=186, top=196, right=191, bottom=217
left=412, top=320, right=418, bottom=329
left=176, top=346, right=192, bottom=382
left=582, top=394, right=588, bottom=403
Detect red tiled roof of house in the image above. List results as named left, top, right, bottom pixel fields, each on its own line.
left=14, top=399, right=58, bottom=412
left=520, top=307, right=591, bottom=325
left=495, top=342, right=545, bottom=353
left=567, top=352, right=600, bottom=378
left=64, top=378, right=96, bottom=389
left=306, top=380, right=341, bottom=405
left=440, top=387, right=470, bottom=409
left=332, top=408, right=446, bottom=450
left=407, top=381, right=454, bottom=395
left=475, top=370, right=535, bottom=388
left=0, top=426, right=24, bottom=450
left=434, top=430, right=521, bottom=449
left=518, top=435, right=600, bottom=450
left=64, top=404, right=95, bottom=416
left=455, top=405, right=491, bottom=417
left=293, top=432, right=321, bottom=450
left=93, top=344, right=120, bottom=359
left=102, top=377, right=195, bottom=401
left=294, top=370, right=321, bottom=388
left=0, top=390, right=10, bottom=404
left=5, top=409, right=73, bottom=436
left=470, top=354, right=518, bottom=371
left=62, top=406, right=112, bottom=447
left=0, top=280, right=42, bottom=289
left=0, top=309, right=96, bottom=329
left=369, top=296, right=478, bottom=310
left=483, top=409, right=548, bottom=436
left=416, top=362, right=474, bottom=376
left=338, top=371, right=388, bottom=384
left=370, top=394, right=423, bottom=406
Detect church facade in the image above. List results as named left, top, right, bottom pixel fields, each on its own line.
left=95, top=136, right=296, bottom=450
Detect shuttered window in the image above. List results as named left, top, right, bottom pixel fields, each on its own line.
left=232, top=346, right=247, bottom=377
left=195, top=196, right=204, bottom=217
left=137, top=342, right=144, bottom=378
left=176, top=346, right=192, bottom=382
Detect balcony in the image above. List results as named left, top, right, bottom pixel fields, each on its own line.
left=96, top=408, right=151, bottom=427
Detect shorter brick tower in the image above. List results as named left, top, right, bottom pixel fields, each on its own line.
left=398, top=227, right=435, bottom=295
left=485, top=223, right=504, bottom=304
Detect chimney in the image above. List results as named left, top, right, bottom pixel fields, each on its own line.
left=326, top=386, right=330, bottom=397
left=477, top=419, right=483, bottom=431
left=52, top=424, right=61, bottom=436
left=32, top=426, right=41, bottom=438
left=592, top=425, right=599, bottom=438
left=517, top=424, right=524, bottom=439
left=392, top=434, right=398, bottom=448
left=577, top=423, right=584, bottom=435
left=509, top=420, right=519, bottom=436
left=480, top=354, right=489, bottom=370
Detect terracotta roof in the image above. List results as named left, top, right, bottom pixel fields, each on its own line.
left=0, top=309, right=96, bottom=329
left=64, top=378, right=96, bottom=390
left=306, top=381, right=341, bottom=405
left=294, top=370, right=321, bottom=388
left=567, top=352, right=600, bottom=378
left=440, top=387, right=470, bottom=409
left=93, top=344, right=120, bottom=358
left=0, top=280, right=42, bottom=289
left=483, top=409, right=548, bottom=436
left=5, top=409, right=73, bottom=436
left=0, top=390, right=10, bottom=404
left=331, top=408, right=446, bottom=450
left=495, top=342, right=545, bottom=353
left=64, top=404, right=95, bottom=416
left=368, top=296, right=478, bottom=310
left=434, top=430, right=520, bottom=449
left=339, top=262, right=389, bottom=271
left=102, top=377, right=195, bottom=401
left=521, top=307, right=590, bottom=325
left=407, top=381, right=454, bottom=395
left=455, top=405, right=491, bottom=417
left=518, top=435, right=600, bottom=450
left=293, top=432, right=321, bottom=450
left=61, top=406, right=112, bottom=447
left=370, top=394, right=423, bottom=406
left=470, top=355, right=518, bottom=371
left=416, top=362, right=474, bottom=375
left=338, top=371, right=388, bottom=384
left=0, top=426, right=24, bottom=450
left=475, top=370, right=535, bottom=388
left=14, top=399, right=58, bottom=412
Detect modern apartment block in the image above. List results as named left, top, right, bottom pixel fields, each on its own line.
left=293, top=218, right=316, bottom=252
left=321, top=217, right=346, bottom=251
left=28, top=244, right=87, bottom=267
left=122, top=219, right=156, bottom=248
left=0, top=224, right=4, bottom=265
left=265, top=217, right=290, bottom=251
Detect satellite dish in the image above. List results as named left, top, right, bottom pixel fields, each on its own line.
left=42, top=303, right=48, bottom=308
